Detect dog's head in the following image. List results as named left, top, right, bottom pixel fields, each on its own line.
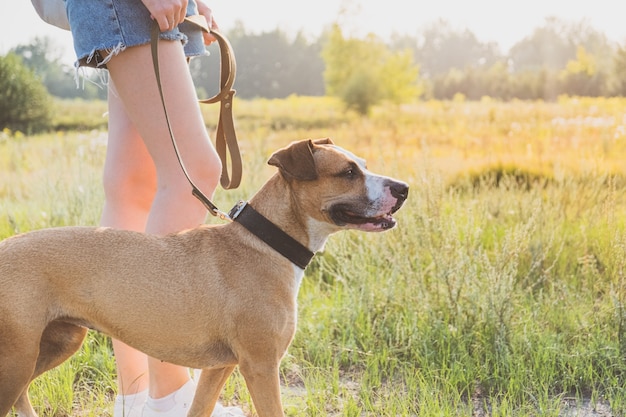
left=268, top=138, right=408, bottom=232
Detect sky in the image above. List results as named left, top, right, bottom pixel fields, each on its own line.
left=2, top=0, right=626, bottom=64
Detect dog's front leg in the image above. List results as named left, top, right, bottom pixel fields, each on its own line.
left=239, top=360, right=284, bottom=417
left=12, top=389, right=38, bottom=417
left=188, top=366, right=235, bottom=417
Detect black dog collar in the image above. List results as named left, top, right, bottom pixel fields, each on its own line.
left=229, top=201, right=315, bottom=269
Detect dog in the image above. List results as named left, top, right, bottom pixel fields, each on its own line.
left=0, top=138, right=408, bottom=417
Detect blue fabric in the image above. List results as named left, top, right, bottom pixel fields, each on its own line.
left=65, top=0, right=206, bottom=68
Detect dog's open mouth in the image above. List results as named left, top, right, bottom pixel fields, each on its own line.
left=329, top=206, right=397, bottom=231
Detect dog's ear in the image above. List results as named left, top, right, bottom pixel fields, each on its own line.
left=268, top=139, right=322, bottom=181
left=312, top=137, right=334, bottom=146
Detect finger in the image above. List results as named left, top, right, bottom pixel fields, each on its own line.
left=179, top=0, right=189, bottom=23
left=175, top=8, right=186, bottom=26
left=203, top=32, right=217, bottom=45
left=202, top=14, right=218, bottom=44
left=157, top=15, right=170, bottom=32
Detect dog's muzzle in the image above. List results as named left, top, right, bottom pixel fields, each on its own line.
left=329, top=180, right=409, bottom=232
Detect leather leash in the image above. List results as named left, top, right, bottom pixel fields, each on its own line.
left=150, top=16, right=241, bottom=220
left=151, top=18, right=316, bottom=268
left=187, top=15, right=242, bottom=191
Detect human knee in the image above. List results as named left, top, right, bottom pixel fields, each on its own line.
left=199, top=151, right=223, bottom=192
left=181, top=146, right=223, bottom=196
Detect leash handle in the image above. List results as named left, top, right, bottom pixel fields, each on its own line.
left=185, top=15, right=242, bottom=190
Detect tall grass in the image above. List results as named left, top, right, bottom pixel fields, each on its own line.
left=3, top=96, right=626, bottom=416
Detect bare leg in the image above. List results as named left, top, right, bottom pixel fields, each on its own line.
left=103, top=38, right=221, bottom=400
left=102, top=81, right=154, bottom=397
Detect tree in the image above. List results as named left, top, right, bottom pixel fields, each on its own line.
left=406, top=19, right=501, bottom=78
left=559, top=46, right=605, bottom=96
left=380, top=50, right=423, bottom=104
left=12, top=37, right=105, bottom=100
left=191, top=21, right=325, bottom=99
left=608, top=42, right=626, bottom=96
left=483, top=61, right=513, bottom=100
left=508, top=17, right=612, bottom=75
left=322, top=25, right=421, bottom=115
left=508, top=18, right=574, bottom=73
left=0, top=53, right=53, bottom=133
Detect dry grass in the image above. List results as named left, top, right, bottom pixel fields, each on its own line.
left=3, top=95, right=626, bottom=416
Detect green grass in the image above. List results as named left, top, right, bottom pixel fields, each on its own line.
left=3, top=96, right=626, bottom=416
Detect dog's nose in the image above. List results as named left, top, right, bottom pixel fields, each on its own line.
left=390, top=181, right=409, bottom=212
left=390, top=181, right=409, bottom=202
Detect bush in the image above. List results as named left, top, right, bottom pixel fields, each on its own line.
left=0, top=53, right=53, bottom=134
left=449, top=163, right=555, bottom=191
left=339, top=69, right=381, bottom=115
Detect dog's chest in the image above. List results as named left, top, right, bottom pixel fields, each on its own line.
left=293, top=266, right=305, bottom=292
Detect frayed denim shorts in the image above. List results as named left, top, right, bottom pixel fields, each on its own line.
left=65, top=0, right=206, bottom=68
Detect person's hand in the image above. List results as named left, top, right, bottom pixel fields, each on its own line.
left=142, top=0, right=188, bottom=32
left=196, top=0, right=218, bottom=45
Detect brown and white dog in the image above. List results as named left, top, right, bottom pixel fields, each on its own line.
left=0, top=138, right=408, bottom=417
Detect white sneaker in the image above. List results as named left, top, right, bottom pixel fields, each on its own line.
left=114, top=389, right=148, bottom=417
left=141, top=379, right=245, bottom=417
left=141, top=381, right=195, bottom=417
left=211, top=402, right=246, bottom=417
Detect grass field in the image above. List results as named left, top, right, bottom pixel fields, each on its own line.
left=2, top=95, right=626, bottom=416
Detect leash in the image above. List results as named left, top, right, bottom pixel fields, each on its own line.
left=151, top=18, right=316, bottom=268
left=150, top=16, right=241, bottom=220
left=187, top=15, right=242, bottom=191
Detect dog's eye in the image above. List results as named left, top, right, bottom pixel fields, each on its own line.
left=336, top=162, right=359, bottom=180
left=342, top=168, right=356, bottom=179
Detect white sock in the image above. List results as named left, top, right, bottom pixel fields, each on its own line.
left=114, top=389, right=148, bottom=417
left=145, top=380, right=195, bottom=413
left=146, top=392, right=177, bottom=413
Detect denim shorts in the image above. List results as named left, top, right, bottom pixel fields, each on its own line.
left=65, top=0, right=206, bottom=68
